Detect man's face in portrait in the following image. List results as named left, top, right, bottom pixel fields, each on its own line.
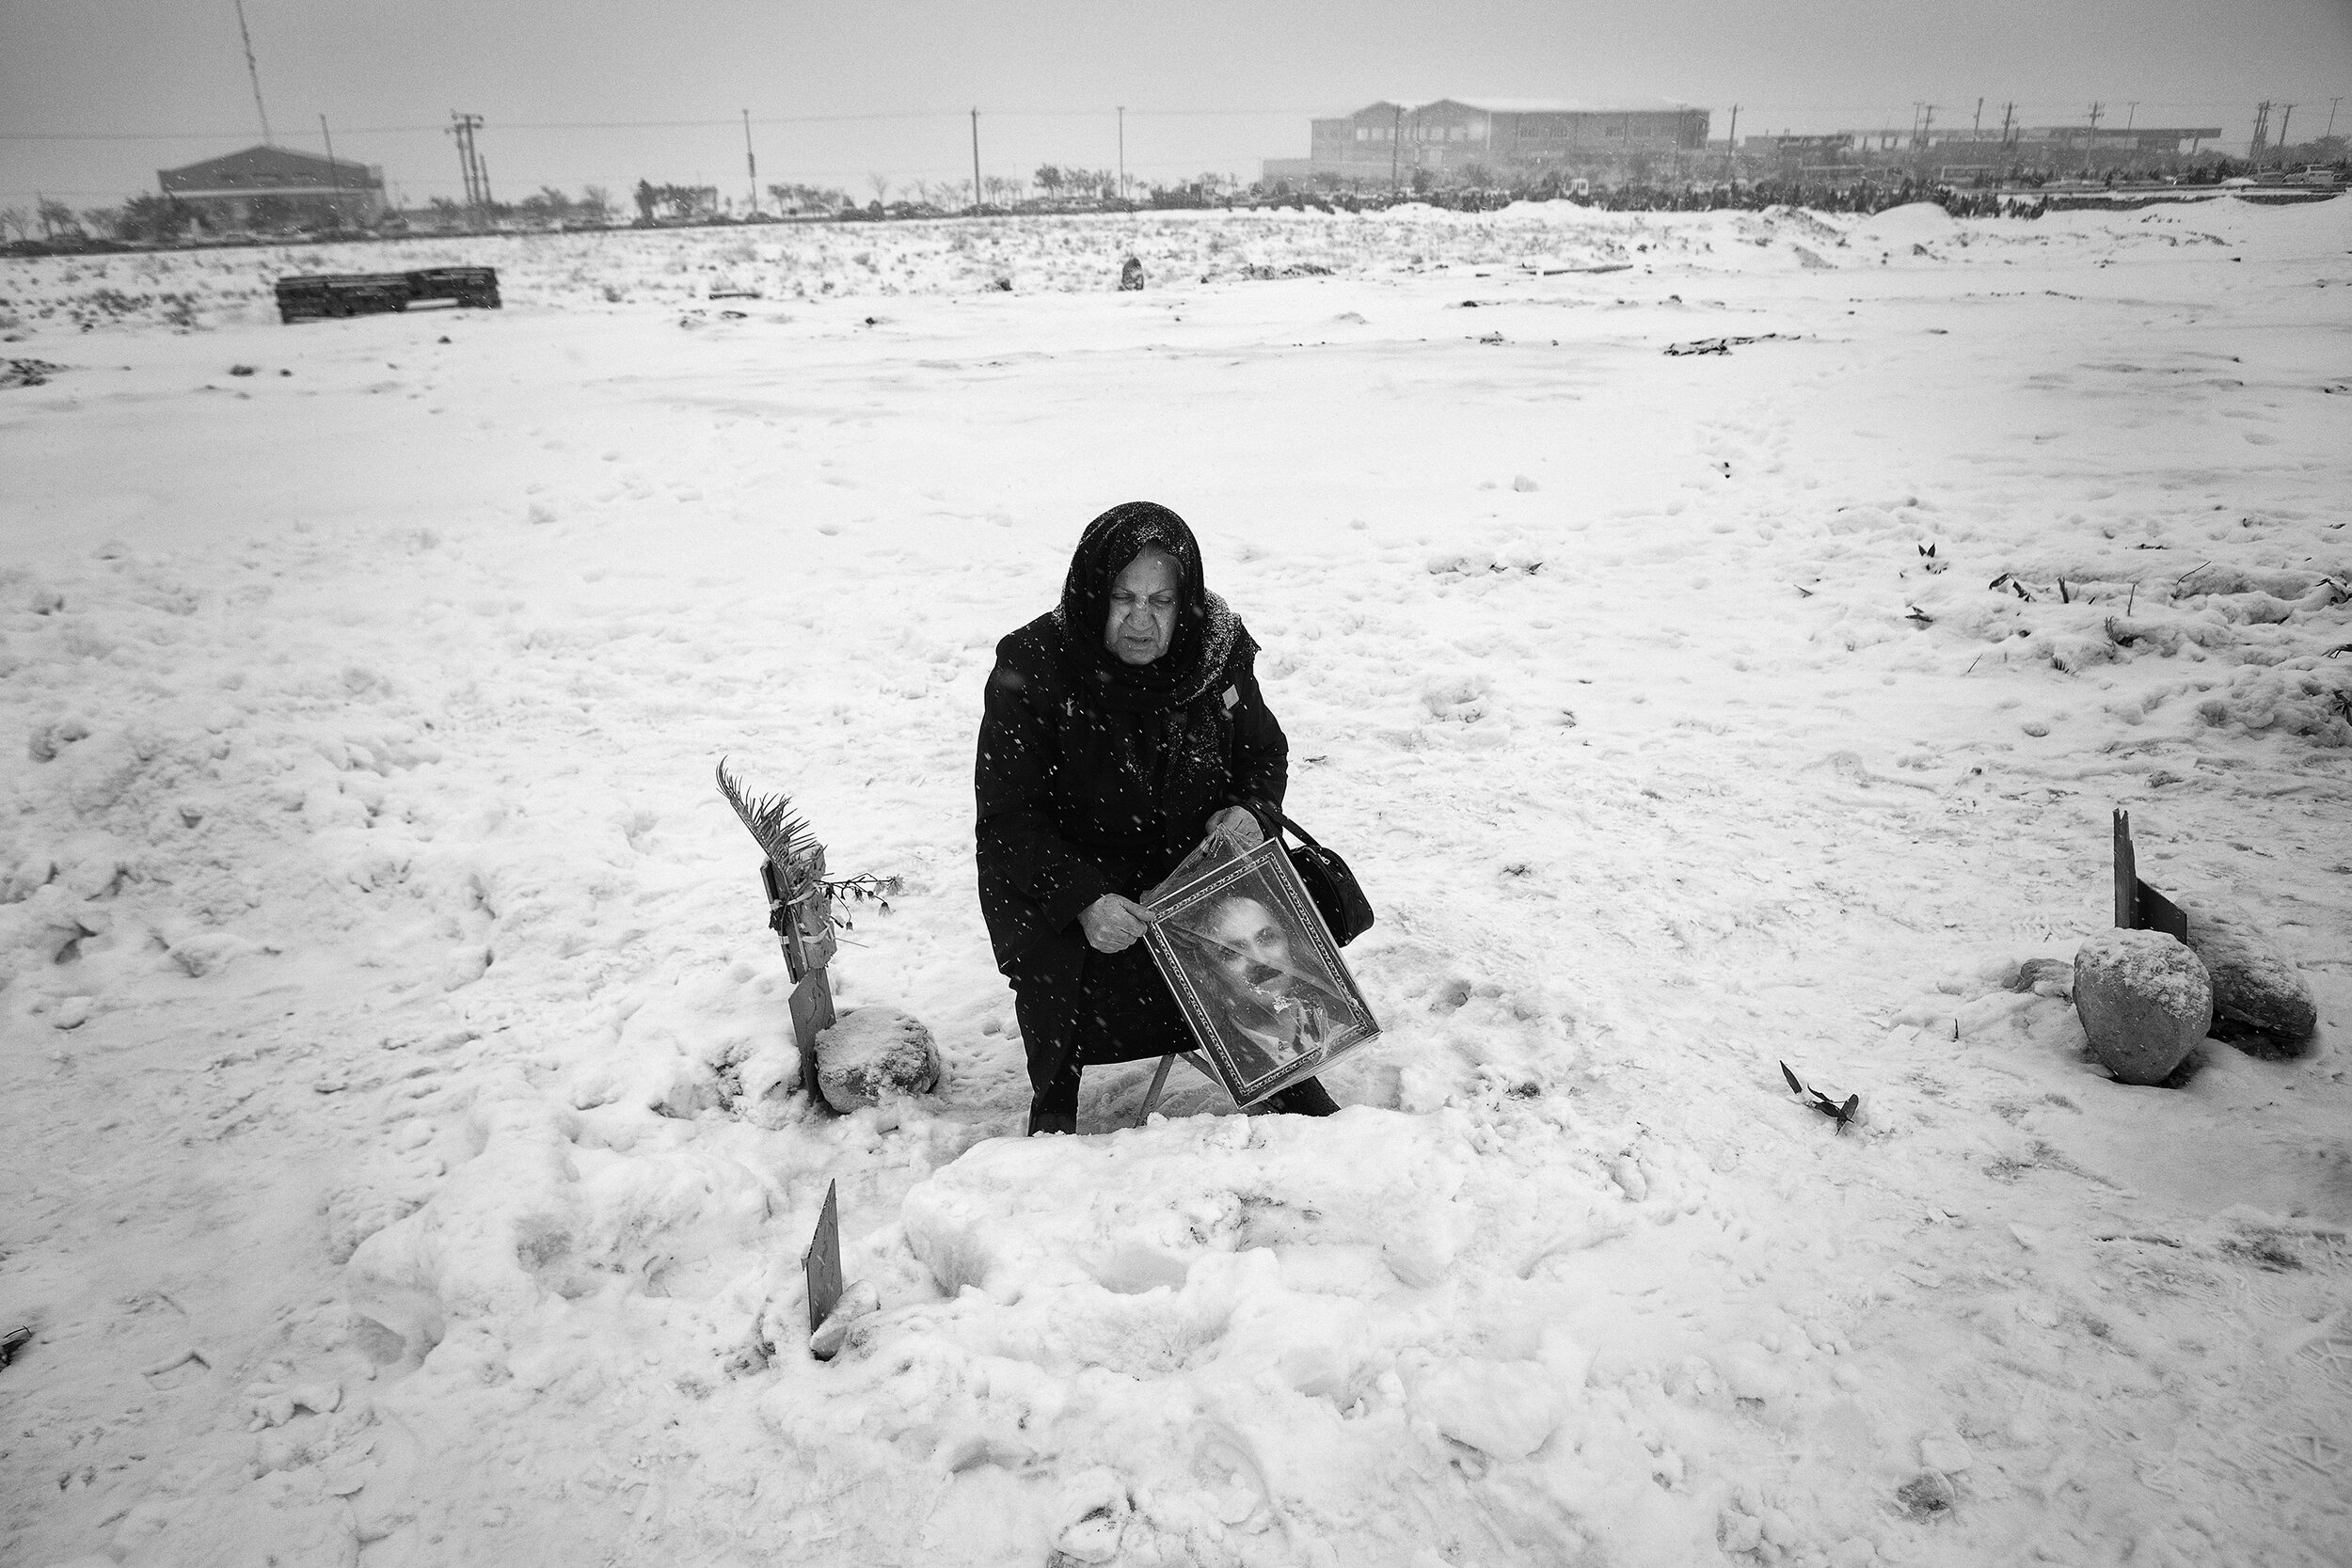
left=1204, top=895, right=1294, bottom=1007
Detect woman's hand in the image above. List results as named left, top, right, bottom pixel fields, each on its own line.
left=1206, top=806, right=1264, bottom=848
left=1080, top=894, right=1160, bottom=953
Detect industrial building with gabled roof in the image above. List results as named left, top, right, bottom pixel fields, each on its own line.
left=158, top=145, right=385, bottom=230
left=1263, top=97, right=1712, bottom=188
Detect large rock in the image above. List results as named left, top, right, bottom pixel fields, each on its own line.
left=2074, top=928, right=2212, bottom=1085
left=815, top=1006, right=939, bottom=1111
left=2177, top=895, right=2318, bottom=1055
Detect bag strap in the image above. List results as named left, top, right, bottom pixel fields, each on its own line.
left=1245, top=799, right=1325, bottom=852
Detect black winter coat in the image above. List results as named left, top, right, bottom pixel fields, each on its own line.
left=974, top=613, right=1288, bottom=976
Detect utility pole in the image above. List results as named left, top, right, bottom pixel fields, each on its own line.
left=1391, top=103, right=1403, bottom=192
left=970, top=107, right=982, bottom=212
left=2086, top=102, right=2104, bottom=178
left=2125, top=101, right=2138, bottom=129
left=1117, top=105, right=1125, bottom=201
left=742, top=109, right=758, bottom=214
left=451, top=116, right=471, bottom=209
left=2277, top=103, right=2296, bottom=151
left=2000, top=102, right=2014, bottom=145
left=2328, top=97, right=2343, bottom=139
left=1725, top=103, right=1738, bottom=182
left=232, top=0, right=273, bottom=145
left=1974, top=97, right=1983, bottom=136
left=320, top=114, right=342, bottom=227
left=2250, top=101, right=2271, bottom=158
left=449, top=113, right=487, bottom=215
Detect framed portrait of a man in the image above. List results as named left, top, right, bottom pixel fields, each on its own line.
left=1142, top=838, right=1380, bottom=1106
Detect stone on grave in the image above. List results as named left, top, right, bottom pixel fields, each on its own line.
left=808, top=1279, right=879, bottom=1360
left=2073, top=927, right=2211, bottom=1086
left=2008, top=957, right=2074, bottom=997
left=2176, top=894, right=2318, bottom=1055
left=815, top=1006, right=940, bottom=1111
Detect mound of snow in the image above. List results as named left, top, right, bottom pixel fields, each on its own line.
left=1851, top=201, right=1958, bottom=246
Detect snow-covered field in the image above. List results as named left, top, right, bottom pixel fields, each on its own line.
left=3, top=198, right=2348, bottom=1568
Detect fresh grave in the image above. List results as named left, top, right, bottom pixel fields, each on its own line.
left=715, top=760, right=923, bottom=1116
left=2073, top=809, right=2320, bottom=1086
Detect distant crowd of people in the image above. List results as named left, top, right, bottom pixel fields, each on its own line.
left=1251, top=159, right=2347, bottom=221
left=1253, top=179, right=2035, bottom=220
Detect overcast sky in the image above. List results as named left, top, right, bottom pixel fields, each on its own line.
left=4, top=0, right=2349, bottom=210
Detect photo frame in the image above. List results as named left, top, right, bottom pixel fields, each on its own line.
left=1143, top=837, right=1381, bottom=1107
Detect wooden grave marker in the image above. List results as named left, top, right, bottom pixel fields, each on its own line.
left=761, top=847, right=837, bottom=1102
left=2112, top=808, right=2187, bottom=942
left=718, top=761, right=844, bottom=1111
left=803, top=1179, right=843, bottom=1343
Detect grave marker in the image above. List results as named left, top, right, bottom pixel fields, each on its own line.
left=2112, top=808, right=2187, bottom=942
left=721, top=761, right=842, bottom=1108
left=803, top=1179, right=843, bottom=1342
left=760, top=848, right=838, bottom=1100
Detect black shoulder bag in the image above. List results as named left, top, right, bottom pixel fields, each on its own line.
left=1249, top=801, right=1375, bottom=947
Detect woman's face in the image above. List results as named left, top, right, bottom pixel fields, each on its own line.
left=1104, top=546, right=1180, bottom=666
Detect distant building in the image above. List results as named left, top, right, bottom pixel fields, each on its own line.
left=158, top=145, right=386, bottom=230
left=1263, top=98, right=1711, bottom=187
left=2015, top=126, right=2220, bottom=155
left=1747, top=125, right=2221, bottom=172
left=1740, top=134, right=1854, bottom=161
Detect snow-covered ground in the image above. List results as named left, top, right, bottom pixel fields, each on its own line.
left=3, top=198, right=2348, bottom=1568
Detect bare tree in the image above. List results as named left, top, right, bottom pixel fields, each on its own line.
left=0, top=207, right=31, bottom=242
left=580, top=185, right=615, bottom=221
left=115, top=193, right=184, bottom=241
left=866, top=173, right=892, bottom=205
left=768, top=182, right=848, bottom=214
left=37, top=197, right=75, bottom=238
left=516, top=185, right=573, bottom=223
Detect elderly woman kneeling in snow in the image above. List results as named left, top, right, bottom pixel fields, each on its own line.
left=975, top=501, right=1342, bottom=1135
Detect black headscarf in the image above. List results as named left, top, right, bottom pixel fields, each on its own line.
left=1052, top=502, right=1241, bottom=714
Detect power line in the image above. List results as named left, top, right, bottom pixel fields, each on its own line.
left=0, top=152, right=1259, bottom=206
left=0, top=115, right=918, bottom=143
left=0, top=109, right=1314, bottom=143
left=0, top=95, right=2307, bottom=145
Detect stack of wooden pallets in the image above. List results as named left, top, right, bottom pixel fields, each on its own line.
left=276, top=266, right=501, bottom=323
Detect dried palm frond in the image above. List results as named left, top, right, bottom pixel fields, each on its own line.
left=716, top=758, right=819, bottom=892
